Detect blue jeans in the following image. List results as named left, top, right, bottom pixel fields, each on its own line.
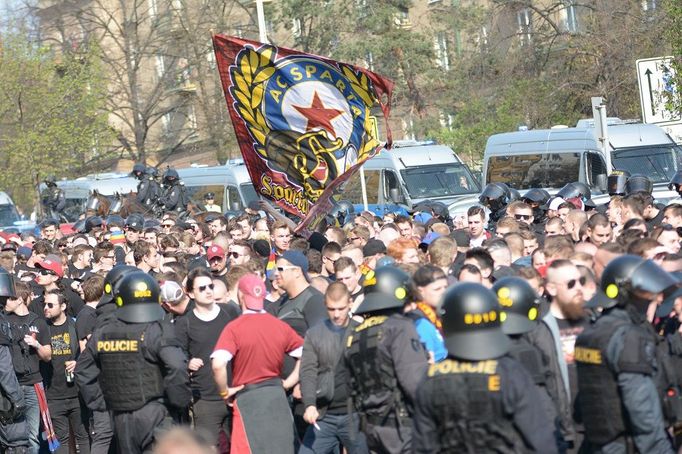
left=22, top=385, right=39, bottom=454
left=299, top=412, right=368, bottom=454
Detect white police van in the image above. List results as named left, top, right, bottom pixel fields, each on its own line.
left=0, top=192, right=33, bottom=232
left=338, top=141, right=480, bottom=216
left=482, top=120, right=682, bottom=205
left=177, top=160, right=259, bottom=212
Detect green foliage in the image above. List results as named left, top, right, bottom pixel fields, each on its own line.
left=0, top=33, right=112, bottom=210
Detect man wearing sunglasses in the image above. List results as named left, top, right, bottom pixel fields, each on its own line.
left=176, top=268, right=238, bottom=450
left=206, top=245, right=228, bottom=279
left=543, top=259, right=589, bottom=445
left=42, top=291, right=90, bottom=454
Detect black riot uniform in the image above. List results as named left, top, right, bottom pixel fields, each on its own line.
left=40, top=176, right=66, bottom=221
left=412, top=282, right=557, bottom=453
left=576, top=255, right=678, bottom=453
left=75, top=271, right=191, bottom=454
left=0, top=268, right=28, bottom=454
left=135, top=166, right=162, bottom=208
left=345, top=266, right=429, bottom=453
left=493, top=276, right=569, bottom=451
left=158, top=169, right=187, bottom=214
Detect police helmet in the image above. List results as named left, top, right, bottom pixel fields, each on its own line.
left=114, top=271, right=164, bottom=323
left=356, top=266, right=411, bottom=315
left=131, top=163, right=145, bottom=176
left=125, top=213, right=145, bottom=232
left=106, top=214, right=125, bottom=229
left=204, top=192, right=216, bottom=200
left=82, top=216, right=103, bottom=233
left=100, top=265, right=139, bottom=307
left=588, top=254, right=679, bottom=309
left=668, top=170, right=682, bottom=192
left=330, top=200, right=355, bottom=225
left=508, top=187, right=521, bottom=202
left=625, top=174, right=653, bottom=195
left=145, top=166, right=158, bottom=178
left=44, top=175, right=56, bottom=184
left=479, top=183, right=508, bottom=207
left=440, top=283, right=510, bottom=361
left=558, top=182, right=591, bottom=201
left=522, top=188, right=550, bottom=205
left=607, top=170, right=631, bottom=196
left=0, top=267, right=16, bottom=299
left=491, top=277, right=541, bottom=335
left=163, top=168, right=179, bottom=182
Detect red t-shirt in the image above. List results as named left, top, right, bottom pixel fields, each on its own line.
left=212, top=312, right=303, bottom=386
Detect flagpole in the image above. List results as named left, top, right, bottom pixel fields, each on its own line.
left=360, top=166, right=369, bottom=212
left=255, top=0, right=269, bottom=44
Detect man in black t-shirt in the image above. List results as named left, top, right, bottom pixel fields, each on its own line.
left=42, top=291, right=90, bottom=454
left=5, top=281, right=52, bottom=453
left=175, top=268, right=237, bottom=449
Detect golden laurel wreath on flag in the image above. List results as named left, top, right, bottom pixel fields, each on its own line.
left=230, top=45, right=380, bottom=160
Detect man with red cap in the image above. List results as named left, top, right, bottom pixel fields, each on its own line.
left=211, top=274, right=303, bottom=454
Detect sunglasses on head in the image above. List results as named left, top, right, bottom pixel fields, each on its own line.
left=514, top=214, right=532, bottom=221
left=563, top=276, right=586, bottom=289
left=197, top=283, right=215, bottom=292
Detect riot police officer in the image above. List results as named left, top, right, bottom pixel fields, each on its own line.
left=576, top=255, right=678, bottom=453
left=134, top=166, right=161, bottom=209
left=345, top=266, right=428, bottom=453
left=493, top=277, right=569, bottom=451
left=479, top=183, right=509, bottom=229
left=521, top=188, right=551, bottom=233
left=412, top=282, right=557, bottom=453
left=75, top=271, right=191, bottom=454
left=158, top=168, right=188, bottom=214
left=40, top=175, right=66, bottom=222
left=0, top=268, right=28, bottom=454
left=625, top=174, right=653, bottom=195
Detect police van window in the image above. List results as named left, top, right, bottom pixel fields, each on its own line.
left=0, top=204, right=20, bottom=227
left=486, top=153, right=580, bottom=190
left=341, top=170, right=379, bottom=205
left=400, top=164, right=479, bottom=198
left=226, top=186, right=240, bottom=209
left=184, top=185, right=224, bottom=208
left=586, top=152, right=607, bottom=187
left=611, top=145, right=682, bottom=184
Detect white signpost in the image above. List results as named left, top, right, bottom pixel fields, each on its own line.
left=636, top=57, right=682, bottom=141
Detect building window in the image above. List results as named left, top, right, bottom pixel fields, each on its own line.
left=187, top=104, right=198, bottom=132
left=517, top=8, right=532, bottom=45
left=561, top=1, right=579, bottom=33
left=162, top=113, right=172, bottom=134
left=292, top=18, right=302, bottom=38
left=476, top=26, right=489, bottom=53
left=155, top=55, right=166, bottom=80
left=642, top=0, right=657, bottom=11
left=148, top=0, right=158, bottom=18
left=434, top=32, right=449, bottom=71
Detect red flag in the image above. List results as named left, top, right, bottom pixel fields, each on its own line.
left=212, top=35, right=393, bottom=230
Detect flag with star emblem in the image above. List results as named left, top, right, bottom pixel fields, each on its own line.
left=212, top=34, right=394, bottom=228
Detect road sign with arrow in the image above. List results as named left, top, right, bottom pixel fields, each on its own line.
left=636, top=56, right=680, bottom=126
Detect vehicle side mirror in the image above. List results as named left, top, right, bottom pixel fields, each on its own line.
left=595, top=174, right=607, bottom=193
left=231, top=201, right=242, bottom=211
left=389, top=188, right=402, bottom=204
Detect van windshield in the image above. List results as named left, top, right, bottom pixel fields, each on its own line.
left=400, top=164, right=479, bottom=199
left=486, top=153, right=580, bottom=189
left=611, top=145, right=682, bottom=183
left=0, top=204, right=20, bottom=227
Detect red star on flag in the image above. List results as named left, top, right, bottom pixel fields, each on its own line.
left=293, top=91, right=344, bottom=136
